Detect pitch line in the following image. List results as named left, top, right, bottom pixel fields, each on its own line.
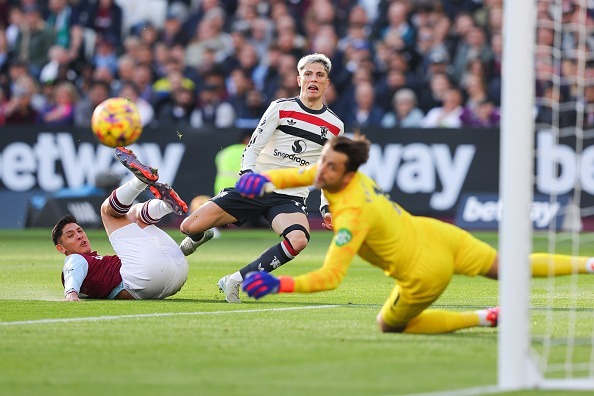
left=0, top=304, right=341, bottom=327
left=395, top=385, right=502, bottom=396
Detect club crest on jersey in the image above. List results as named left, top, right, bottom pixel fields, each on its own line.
left=320, top=126, right=329, bottom=139
left=287, top=119, right=296, bottom=126
left=335, top=228, right=352, bottom=246
left=292, top=139, right=307, bottom=153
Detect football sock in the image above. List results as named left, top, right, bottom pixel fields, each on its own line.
left=140, top=199, right=173, bottom=224
left=189, top=232, right=205, bottom=242
left=239, top=242, right=293, bottom=278
left=109, top=178, right=147, bottom=214
left=403, top=310, right=480, bottom=334
left=530, top=253, right=591, bottom=276
left=476, top=309, right=495, bottom=326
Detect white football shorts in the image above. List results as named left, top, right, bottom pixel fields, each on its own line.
left=109, top=223, right=189, bottom=299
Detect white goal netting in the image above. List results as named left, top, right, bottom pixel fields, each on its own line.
left=530, top=0, right=594, bottom=388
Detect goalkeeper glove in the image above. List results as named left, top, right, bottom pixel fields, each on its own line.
left=242, top=272, right=279, bottom=299
left=235, top=173, right=273, bottom=198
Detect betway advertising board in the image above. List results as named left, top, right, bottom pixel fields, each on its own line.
left=0, top=126, right=592, bottom=228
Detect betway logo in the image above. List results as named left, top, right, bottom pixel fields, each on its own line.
left=0, top=133, right=185, bottom=191
left=273, top=149, right=310, bottom=166
left=360, top=143, right=476, bottom=210
left=536, top=130, right=594, bottom=195
left=460, top=195, right=561, bottom=228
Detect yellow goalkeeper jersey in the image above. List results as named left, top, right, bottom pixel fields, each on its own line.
left=264, top=165, right=424, bottom=293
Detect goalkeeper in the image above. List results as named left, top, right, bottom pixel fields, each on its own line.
left=236, top=136, right=594, bottom=334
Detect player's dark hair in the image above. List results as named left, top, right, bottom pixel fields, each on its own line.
left=52, top=215, right=78, bottom=245
left=329, top=135, right=371, bottom=172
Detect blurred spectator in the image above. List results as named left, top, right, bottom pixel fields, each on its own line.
left=93, top=34, right=118, bottom=75
left=115, top=54, right=135, bottom=84
left=118, top=81, right=155, bottom=127
left=460, top=72, right=489, bottom=112
left=451, top=25, right=493, bottom=84
left=3, top=75, right=39, bottom=124
left=131, top=64, right=156, bottom=104
left=0, top=29, right=9, bottom=78
left=5, top=6, right=25, bottom=52
left=234, top=87, right=267, bottom=129
left=375, top=69, right=408, bottom=112
left=417, top=72, right=452, bottom=114
left=156, top=86, right=195, bottom=128
left=248, top=17, right=274, bottom=60
left=460, top=98, right=500, bottom=128
left=584, top=75, right=594, bottom=130
left=152, top=60, right=196, bottom=108
left=0, top=85, right=7, bottom=125
left=91, top=65, right=118, bottom=95
left=412, top=24, right=450, bottom=84
left=379, top=1, right=415, bottom=47
left=86, top=0, right=123, bottom=45
left=39, top=80, right=78, bottom=126
left=74, top=80, right=110, bottom=127
left=190, top=80, right=235, bottom=129
left=160, top=11, right=190, bottom=47
left=39, top=45, right=75, bottom=85
left=185, top=9, right=234, bottom=69
left=343, top=80, right=385, bottom=129
left=381, top=88, right=425, bottom=128
left=421, top=88, right=464, bottom=128
left=45, top=0, right=76, bottom=50
left=137, top=21, right=159, bottom=48
left=14, top=5, right=56, bottom=78
left=535, top=83, right=576, bottom=129
left=487, top=31, right=502, bottom=105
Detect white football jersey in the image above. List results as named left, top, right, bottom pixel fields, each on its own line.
left=241, top=97, right=344, bottom=198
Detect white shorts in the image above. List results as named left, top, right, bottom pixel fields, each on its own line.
left=109, top=223, right=189, bottom=299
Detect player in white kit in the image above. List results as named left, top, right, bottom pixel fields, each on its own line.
left=52, top=147, right=189, bottom=301
left=179, top=53, right=345, bottom=303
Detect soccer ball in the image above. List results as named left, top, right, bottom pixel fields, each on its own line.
left=91, top=97, right=142, bottom=147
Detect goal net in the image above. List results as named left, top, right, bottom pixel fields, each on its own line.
left=500, top=0, right=594, bottom=390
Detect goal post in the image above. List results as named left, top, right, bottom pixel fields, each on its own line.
left=498, top=0, right=537, bottom=390
left=499, top=0, right=594, bottom=391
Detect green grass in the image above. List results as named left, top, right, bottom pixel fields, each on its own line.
left=1, top=229, right=593, bottom=396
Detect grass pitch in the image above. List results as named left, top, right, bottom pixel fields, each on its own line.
left=1, top=228, right=593, bottom=396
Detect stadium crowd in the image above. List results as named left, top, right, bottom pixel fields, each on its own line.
left=0, top=0, right=592, bottom=131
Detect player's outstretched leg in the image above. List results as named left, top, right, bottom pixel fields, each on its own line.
left=179, top=230, right=215, bottom=256
left=115, top=147, right=158, bottom=185
left=149, top=182, right=188, bottom=216
left=396, top=306, right=499, bottom=334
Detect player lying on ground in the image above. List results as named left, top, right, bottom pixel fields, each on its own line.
left=178, top=53, right=344, bottom=303
left=235, top=136, right=594, bottom=333
left=52, top=147, right=189, bottom=301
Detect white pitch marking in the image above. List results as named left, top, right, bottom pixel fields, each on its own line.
left=394, top=385, right=502, bottom=396
left=0, top=305, right=341, bottom=326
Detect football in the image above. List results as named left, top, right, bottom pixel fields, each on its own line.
left=91, top=97, right=142, bottom=147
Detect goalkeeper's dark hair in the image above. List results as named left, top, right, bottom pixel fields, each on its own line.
left=328, top=135, right=371, bottom=172
left=52, top=215, right=78, bottom=245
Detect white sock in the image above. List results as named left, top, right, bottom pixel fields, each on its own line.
left=115, top=177, right=148, bottom=206
left=585, top=258, right=594, bottom=273
left=140, top=199, right=173, bottom=224
left=230, top=271, right=243, bottom=282
left=476, top=309, right=490, bottom=327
